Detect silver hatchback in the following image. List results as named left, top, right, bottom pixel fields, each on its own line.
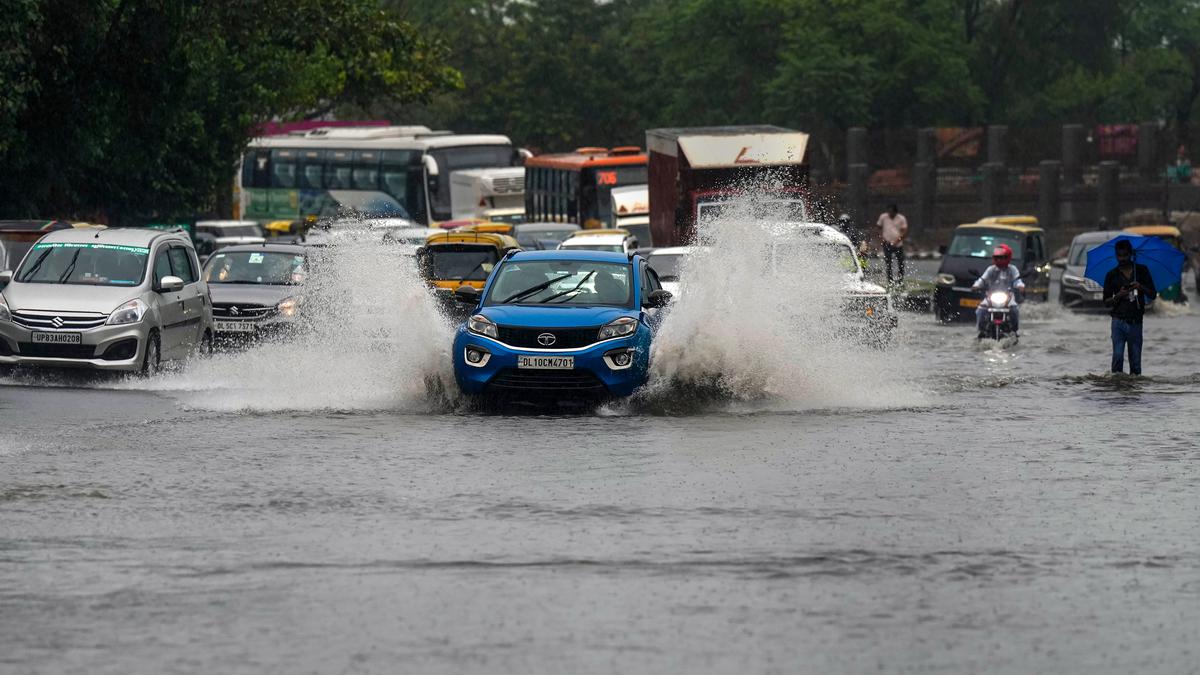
left=0, top=227, right=213, bottom=372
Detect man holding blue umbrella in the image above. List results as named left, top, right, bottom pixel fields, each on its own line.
left=1101, top=239, right=1157, bottom=375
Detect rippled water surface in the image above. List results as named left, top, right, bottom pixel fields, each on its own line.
left=2, top=248, right=1199, bottom=672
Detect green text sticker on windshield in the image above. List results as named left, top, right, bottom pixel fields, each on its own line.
left=32, top=242, right=150, bottom=255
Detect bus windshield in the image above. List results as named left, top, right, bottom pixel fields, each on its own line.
left=16, top=242, right=149, bottom=286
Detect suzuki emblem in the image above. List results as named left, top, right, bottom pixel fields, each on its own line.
left=51, top=317, right=64, bottom=328
left=229, top=306, right=240, bottom=316
left=537, top=333, right=556, bottom=346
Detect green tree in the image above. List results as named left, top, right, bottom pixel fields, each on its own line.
left=0, top=0, right=460, bottom=224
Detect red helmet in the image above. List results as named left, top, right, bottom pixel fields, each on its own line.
left=992, top=244, right=1013, bottom=268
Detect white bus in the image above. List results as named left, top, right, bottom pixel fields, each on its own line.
left=237, top=127, right=528, bottom=226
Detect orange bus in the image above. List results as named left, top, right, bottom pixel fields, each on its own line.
left=524, top=147, right=648, bottom=229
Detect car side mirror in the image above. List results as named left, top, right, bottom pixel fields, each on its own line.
left=159, top=275, right=184, bottom=293
left=643, top=289, right=672, bottom=308
left=0, top=270, right=11, bottom=284
left=938, top=245, right=947, bottom=255
left=454, top=285, right=480, bottom=305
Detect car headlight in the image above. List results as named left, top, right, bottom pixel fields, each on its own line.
left=598, top=316, right=637, bottom=340
left=988, top=291, right=1010, bottom=306
left=0, top=294, right=9, bottom=323
left=937, top=273, right=956, bottom=286
left=467, top=314, right=498, bottom=338
left=1061, top=274, right=1082, bottom=287
left=106, top=298, right=147, bottom=325
left=278, top=296, right=300, bottom=318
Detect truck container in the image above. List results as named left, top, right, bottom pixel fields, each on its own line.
left=646, top=125, right=810, bottom=247
left=450, top=167, right=526, bottom=224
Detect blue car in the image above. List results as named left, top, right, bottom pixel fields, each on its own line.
left=451, top=250, right=672, bottom=402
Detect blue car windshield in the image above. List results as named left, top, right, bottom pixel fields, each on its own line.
left=486, top=260, right=634, bottom=307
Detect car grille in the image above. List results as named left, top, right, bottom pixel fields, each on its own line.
left=17, top=342, right=98, bottom=359
left=212, top=303, right=277, bottom=320
left=495, top=325, right=601, bottom=349
left=11, top=310, right=108, bottom=331
left=487, top=368, right=608, bottom=393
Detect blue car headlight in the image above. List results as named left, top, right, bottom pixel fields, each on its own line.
left=467, top=314, right=498, bottom=339
left=598, top=317, right=637, bottom=340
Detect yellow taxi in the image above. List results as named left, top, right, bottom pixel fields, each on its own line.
left=417, top=230, right=521, bottom=296
left=1123, top=225, right=1185, bottom=301
left=933, top=216, right=1050, bottom=322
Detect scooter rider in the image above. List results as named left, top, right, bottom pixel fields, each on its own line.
left=972, top=244, right=1025, bottom=338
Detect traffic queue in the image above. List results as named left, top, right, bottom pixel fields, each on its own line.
left=0, top=124, right=1192, bottom=405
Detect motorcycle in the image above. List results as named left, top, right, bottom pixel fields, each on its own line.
left=979, top=289, right=1018, bottom=342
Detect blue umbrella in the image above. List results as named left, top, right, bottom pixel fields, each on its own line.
left=1084, top=234, right=1186, bottom=291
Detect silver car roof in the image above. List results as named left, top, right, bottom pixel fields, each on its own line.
left=211, top=242, right=308, bottom=255
left=1070, top=230, right=1126, bottom=245
left=40, top=227, right=189, bottom=247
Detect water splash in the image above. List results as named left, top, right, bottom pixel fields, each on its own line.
left=135, top=224, right=458, bottom=412
left=634, top=184, right=928, bottom=413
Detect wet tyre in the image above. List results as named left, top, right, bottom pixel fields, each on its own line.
left=140, top=330, right=160, bottom=375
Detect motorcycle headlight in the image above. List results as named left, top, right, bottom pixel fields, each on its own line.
left=0, top=294, right=9, bottom=323
left=278, top=296, right=300, bottom=318
left=1061, top=274, right=1082, bottom=287
left=937, top=273, right=956, bottom=286
left=467, top=314, right=498, bottom=338
left=106, top=298, right=147, bottom=325
left=598, top=316, right=638, bottom=340
left=988, top=291, right=1010, bottom=306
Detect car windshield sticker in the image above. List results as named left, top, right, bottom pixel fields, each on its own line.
left=248, top=253, right=264, bottom=264
left=31, top=242, right=150, bottom=255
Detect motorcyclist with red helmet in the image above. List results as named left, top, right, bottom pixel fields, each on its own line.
left=971, top=244, right=1025, bottom=338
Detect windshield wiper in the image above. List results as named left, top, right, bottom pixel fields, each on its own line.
left=56, top=249, right=83, bottom=283
left=502, top=273, right=573, bottom=303
left=542, top=271, right=595, bottom=303
left=16, top=248, right=53, bottom=282
left=454, top=260, right=488, bottom=282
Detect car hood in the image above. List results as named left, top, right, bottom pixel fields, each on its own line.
left=843, top=275, right=886, bottom=295
left=479, top=304, right=635, bottom=328
left=208, top=284, right=297, bottom=306
left=2, top=282, right=141, bottom=314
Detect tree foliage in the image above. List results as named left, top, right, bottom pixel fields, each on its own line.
left=389, top=0, right=1200, bottom=156
left=0, top=0, right=460, bottom=223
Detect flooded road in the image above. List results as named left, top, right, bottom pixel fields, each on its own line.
left=2, top=255, right=1199, bottom=672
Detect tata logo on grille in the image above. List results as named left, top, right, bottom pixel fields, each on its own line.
left=537, top=333, right=556, bottom=346
left=51, top=317, right=64, bottom=328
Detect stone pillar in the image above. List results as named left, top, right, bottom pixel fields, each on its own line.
left=1038, top=160, right=1061, bottom=232
left=981, top=162, right=1004, bottom=216
left=1138, top=121, right=1159, bottom=181
left=912, top=162, right=936, bottom=237
left=1097, top=161, right=1120, bottom=228
left=846, top=127, right=868, bottom=179
left=916, top=128, right=938, bottom=166
left=987, top=125, right=1008, bottom=168
left=1062, top=124, right=1085, bottom=188
left=847, top=163, right=870, bottom=229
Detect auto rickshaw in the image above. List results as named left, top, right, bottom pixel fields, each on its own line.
left=1123, top=225, right=1186, bottom=302
left=417, top=230, right=521, bottom=318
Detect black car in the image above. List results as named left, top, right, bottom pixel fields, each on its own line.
left=933, top=221, right=1050, bottom=322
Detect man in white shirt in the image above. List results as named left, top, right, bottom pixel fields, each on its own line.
left=877, top=203, right=908, bottom=286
